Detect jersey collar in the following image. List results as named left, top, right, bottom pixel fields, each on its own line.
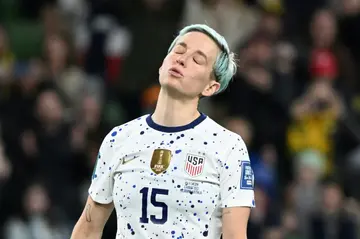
left=146, top=113, right=207, bottom=133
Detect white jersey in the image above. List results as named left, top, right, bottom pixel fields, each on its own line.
left=89, top=113, right=255, bottom=239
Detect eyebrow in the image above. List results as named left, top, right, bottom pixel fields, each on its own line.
left=177, top=42, right=208, bottom=63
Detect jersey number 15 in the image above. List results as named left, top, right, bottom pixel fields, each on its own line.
left=139, top=187, right=168, bottom=224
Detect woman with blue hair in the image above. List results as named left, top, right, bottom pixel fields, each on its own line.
left=72, top=24, right=254, bottom=239
left=166, top=24, right=237, bottom=95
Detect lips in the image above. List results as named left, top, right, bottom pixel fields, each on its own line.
left=168, top=67, right=183, bottom=77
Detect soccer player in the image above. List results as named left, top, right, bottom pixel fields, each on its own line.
left=71, top=24, right=255, bottom=239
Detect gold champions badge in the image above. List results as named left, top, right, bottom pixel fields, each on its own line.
left=150, top=149, right=172, bottom=174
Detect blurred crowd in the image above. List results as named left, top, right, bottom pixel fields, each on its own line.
left=0, top=0, right=360, bottom=238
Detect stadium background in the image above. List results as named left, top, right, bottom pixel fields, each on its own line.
left=1, top=0, right=360, bottom=238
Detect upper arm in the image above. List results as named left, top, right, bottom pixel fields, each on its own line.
left=220, top=138, right=255, bottom=208
left=222, top=207, right=251, bottom=239
left=220, top=138, right=255, bottom=238
left=72, top=196, right=114, bottom=238
left=82, top=196, right=114, bottom=229
left=72, top=128, right=119, bottom=238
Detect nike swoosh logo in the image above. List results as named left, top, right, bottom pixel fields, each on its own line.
left=122, top=155, right=139, bottom=165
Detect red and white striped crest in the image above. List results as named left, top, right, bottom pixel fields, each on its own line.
left=185, top=154, right=205, bottom=177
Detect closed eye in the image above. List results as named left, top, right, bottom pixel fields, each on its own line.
left=193, top=55, right=205, bottom=65
left=173, top=45, right=186, bottom=54
left=175, top=41, right=208, bottom=64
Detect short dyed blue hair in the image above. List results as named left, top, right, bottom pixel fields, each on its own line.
left=168, top=24, right=237, bottom=94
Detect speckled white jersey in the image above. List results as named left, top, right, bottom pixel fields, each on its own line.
left=89, top=113, right=255, bottom=239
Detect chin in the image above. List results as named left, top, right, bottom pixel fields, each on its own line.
left=162, top=83, right=181, bottom=93
left=159, top=82, right=184, bottom=97
left=160, top=75, right=180, bottom=87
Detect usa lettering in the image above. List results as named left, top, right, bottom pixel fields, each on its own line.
left=187, top=156, right=204, bottom=165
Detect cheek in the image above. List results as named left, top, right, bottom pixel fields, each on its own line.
left=162, top=54, right=175, bottom=67
left=184, top=71, right=209, bottom=94
left=184, top=69, right=200, bottom=84
left=159, top=56, right=173, bottom=75
left=187, top=67, right=210, bottom=88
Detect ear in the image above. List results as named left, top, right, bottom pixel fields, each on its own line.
left=202, top=80, right=221, bottom=97
left=159, top=66, right=162, bottom=75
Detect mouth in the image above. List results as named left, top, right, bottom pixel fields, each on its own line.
left=168, top=67, right=183, bottom=78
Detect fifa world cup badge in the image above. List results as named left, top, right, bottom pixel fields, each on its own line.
left=151, top=149, right=172, bottom=174
left=240, top=161, right=254, bottom=190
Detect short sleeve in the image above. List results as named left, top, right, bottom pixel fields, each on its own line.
left=88, top=129, right=117, bottom=204
left=220, top=138, right=255, bottom=208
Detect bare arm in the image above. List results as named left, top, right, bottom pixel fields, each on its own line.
left=222, top=207, right=251, bottom=239
left=71, top=196, right=114, bottom=239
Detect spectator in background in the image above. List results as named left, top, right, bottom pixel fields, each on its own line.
left=290, top=150, right=324, bottom=237
left=288, top=80, right=343, bottom=174
left=181, top=0, right=260, bottom=49
left=79, top=95, right=104, bottom=139
left=309, top=9, right=356, bottom=92
left=4, top=182, right=70, bottom=239
left=281, top=210, right=304, bottom=239
left=228, top=32, right=282, bottom=143
left=41, top=4, right=69, bottom=37
left=309, top=179, right=357, bottom=239
left=221, top=9, right=296, bottom=184
left=44, top=34, right=87, bottom=120
left=31, top=90, right=81, bottom=222
left=247, top=187, right=280, bottom=239
left=70, top=94, right=109, bottom=189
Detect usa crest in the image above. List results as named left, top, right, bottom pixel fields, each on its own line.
left=151, top=149, right=172, bottom=174
left=185, top=154, right=205, bottom=177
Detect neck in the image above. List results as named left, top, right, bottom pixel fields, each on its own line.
left=151, top=88, right=200, bottom=127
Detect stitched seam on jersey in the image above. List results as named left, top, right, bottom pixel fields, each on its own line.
left=219, top=138, right=245, bottom=204
left=108, top=116, right=147, bottom=198
left=108, top=127, right=118, bottom=201
left=109, top=125, right=132, bottom=197
left=218, top=138, right=237, bottom=175
left=217, top=139, right=235, bottom=202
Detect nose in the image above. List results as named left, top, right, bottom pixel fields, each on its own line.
left=176, top=55, right=186, bottom=67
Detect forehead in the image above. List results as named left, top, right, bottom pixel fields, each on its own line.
left=176, top=31, right=220, bottom=61
left=314, top=12, right=335, bottom=25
